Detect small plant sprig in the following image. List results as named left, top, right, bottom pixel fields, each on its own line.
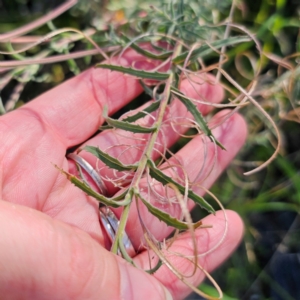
left=1, top=0, right=296, bottom=298
left=55, top=2, right=255, bottom=298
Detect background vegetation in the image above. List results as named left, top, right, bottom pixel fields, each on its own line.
left=0, top=0, right=299, bottom=299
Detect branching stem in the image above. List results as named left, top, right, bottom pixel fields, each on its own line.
left=113, top=43, right=183, bottom=253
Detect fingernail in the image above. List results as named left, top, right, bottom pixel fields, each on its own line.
left=163, top=287, right=173, bottom=300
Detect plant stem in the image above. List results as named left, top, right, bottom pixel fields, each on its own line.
left=111, top=190, right=132, bottom=254
left=131, top=42, right=182, bottom=186
left=112, top=43, right=182, bottom=256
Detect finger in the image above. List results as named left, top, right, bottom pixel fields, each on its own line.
left=0, top=50, right=149, bottom=223
left=68, top=74, right=224, bottom=195
left=0, top=200, right=172, bottom=300
left=116, top=111, right=247, bottom=248
left=1, top=49, right=144, bottom=148
left=134, top=210, right=244, bottom=300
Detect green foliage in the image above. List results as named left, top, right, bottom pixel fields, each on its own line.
left=147, top=159, right=215, bottom=214
left=96, top=64, right=171, bottom=80
left=1, top=0, right=300, bottom=299
left=172, top=36, right=251, bottom=64
left=84, top=146, right=138, bottom=171
left=121, top=101, right=161, bottom=123
left=59, top=168, right=131, bottom=207
left=138, top=192, right=203, bottom=230
left=172, top=87, right=225, bottom=149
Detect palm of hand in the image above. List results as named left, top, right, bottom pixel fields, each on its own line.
left=0, top=52, right=246, bottom=300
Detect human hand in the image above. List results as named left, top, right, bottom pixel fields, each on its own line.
left=0, top=49, right=247, bottom=300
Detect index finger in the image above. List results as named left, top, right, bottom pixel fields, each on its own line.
left=8, top=50, right=145, bottom=148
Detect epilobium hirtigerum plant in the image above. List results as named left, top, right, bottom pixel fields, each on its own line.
left=1, top=0, right=298, bottom=298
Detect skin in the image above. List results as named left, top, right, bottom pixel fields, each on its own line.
left=0, top=50, right=247, bottom=300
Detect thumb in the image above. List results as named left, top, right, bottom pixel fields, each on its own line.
left=0, top=200, right=172, bottom=300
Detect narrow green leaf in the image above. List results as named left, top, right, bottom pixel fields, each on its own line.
left=147, top=159, right=215, bottom=214
left=95, top=64, right=170, bottom=80
left=70, top=177, right=130, bottom=207
left=99, top=100, right=160, bottom=130
left=122, top=101, right=160, bottom=123
left=84, top=145, right=138, bottom=171
left=150, top=41, right=168, bottom=52
left=121, top=35, right=173, bottom=60
left=105, top=115, right=157, bottom=133
left=56, top=166, right=130, bottom=207
left=172, top=36, right=251, bottom=64
left=145, top=259, right=163, bottom=274
left=139, top=80, right=163, bottom=101
left=171, top=87, right=225, bottom=150
left=99, top=124, right=113, bottom=130
left=137, top=192, right=203, bottom=230
left=139, top=79, right=155, bottom=98
left=99, top=106, right=158, bottom=132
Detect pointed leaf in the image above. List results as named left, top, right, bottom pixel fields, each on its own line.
left=100, top=106, right=157, bottom=133
left=139, top=79, right=155, bottom=98
left=139, top=80, right=163, bottom=101
left=138, top=192, right=203, bottom=230
left=100, top=100, right=160, bottom=129
left=105, top=116, right=157, bottom=133
left=121, top=35, right=173, bottom=60
left=95, top=64, right=170, bottom=80
left=147, top=159, right=215, bottom=214
left=122, top=101, right=160, bottom=123
left=84, top=145, right=138, bottom=171
left=145, top=259, right=163, bottom=274
left=150, top=41, right=168, bottom=52
left=172, top=36, right=251, bottom=64
left=99, top=124, right=113, bottom=130
left=171, top=87, right=225, bottom=150
left=57, top=167, right=130, bottom=207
